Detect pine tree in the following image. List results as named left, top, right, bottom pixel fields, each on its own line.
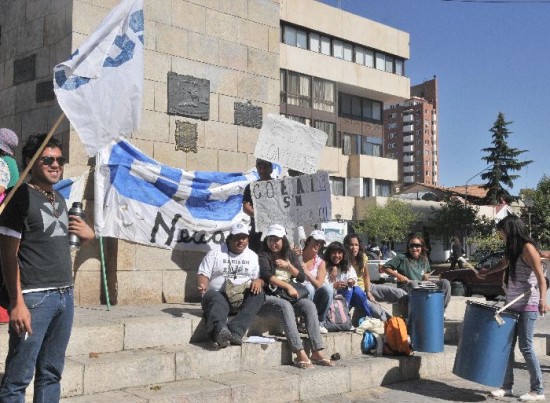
left=480, top=112, right=532, bottom=204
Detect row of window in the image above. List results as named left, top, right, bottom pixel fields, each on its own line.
left=282, top=24, right=406, bottom=77
left=329, top=177, right=392, bottom=197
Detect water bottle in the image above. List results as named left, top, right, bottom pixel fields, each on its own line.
left=68, top=202, right=85, bottom=250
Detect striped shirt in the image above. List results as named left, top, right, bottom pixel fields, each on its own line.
left=506, top=257, right=539, bottom=312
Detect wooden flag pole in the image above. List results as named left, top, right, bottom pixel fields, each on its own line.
left=0, top=112, right=66, bottom=214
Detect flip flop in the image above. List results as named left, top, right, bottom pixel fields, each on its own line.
left=293, top=359, right=314, bottom=369
left=311, top=358, right=335, bottom=367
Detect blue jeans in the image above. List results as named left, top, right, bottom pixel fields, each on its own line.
left=503, top=311, right=544, bottom=394
left=304, top=283, right=333, bottom=325
left=0, top=288, right=74, bottom=403
left=338, top=286, right=373, bottom=318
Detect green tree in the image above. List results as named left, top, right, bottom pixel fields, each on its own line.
left=353, top=198, right=418, bottom=242
left=481, top=112, right=532, bottom=204
left=429, top=198, right=481, bottom=240
left=522, top=176, right=550, bottom=248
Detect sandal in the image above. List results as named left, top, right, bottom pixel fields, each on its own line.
left=293, top=359, right=314, bottom=369
left=311, top=358, right=335, bottom=367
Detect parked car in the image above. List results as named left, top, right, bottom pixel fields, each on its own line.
left=441, top=251, right=550, bottom=299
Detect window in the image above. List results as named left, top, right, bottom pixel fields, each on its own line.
left=395, top=59, right=404, bottom=76
left=333, top=40, right=343, bottom=59
left=425, top=171, right=430, bottom=176
left=355, top=46, right=365, bottom=65
left=343, top=43, right=353, bottom=61
left=296, top=30, right=307, bottom=49
left=286, top=71, right=311, bottom=107
left=362, top=178, right=371, bottom=197
left=286, top=115, right=310, bottom=125
left=320, top=36, right=331, bottom=55
left=329, top=176, right=345, bottom=196
left=385, top=55, right=394, bottom=73
left=309, top=32, right=320, bottom=52
left=312, top=78, right=335, bottom=112
left=342, top=133, right=359, bottom=155
left=375, top=52, right=385, bottom=71
left=361, top=136, right=382, bottom=157
left=340, top=93, right=382, bottom=122
left=376, top=180, right=391, bottom=197
left=315, top=121, right=338, bottom=147
left=365, top=49, right=374, bottom=68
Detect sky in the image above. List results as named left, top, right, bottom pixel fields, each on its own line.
left=320, top=0, right=550, bottom=192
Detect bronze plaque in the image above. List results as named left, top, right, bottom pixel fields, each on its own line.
left=174, top=120, right=198, bottom=153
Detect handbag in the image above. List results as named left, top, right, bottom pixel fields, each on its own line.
left=270, top=280, right=309, bottom=303
left=224, top=280, right=250, bottom=313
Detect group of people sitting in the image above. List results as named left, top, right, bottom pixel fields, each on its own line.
left=197, top=221, right=451, bottom=369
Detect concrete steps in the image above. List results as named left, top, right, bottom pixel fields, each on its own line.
left=0, top=297, right=547, bottom=401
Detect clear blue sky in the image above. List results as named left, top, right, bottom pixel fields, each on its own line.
left=320, top=0, right=550, bottom=192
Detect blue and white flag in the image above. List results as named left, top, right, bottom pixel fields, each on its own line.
left=95, top=139, right=257, bottom=251
left=53, top=0, right=144, bottom=157
left=53, top=170, right=90, bottom=208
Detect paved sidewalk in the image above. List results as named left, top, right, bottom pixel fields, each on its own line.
left=311, top=326, right=550, bottom=403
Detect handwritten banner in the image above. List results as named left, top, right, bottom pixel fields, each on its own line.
left=254, top=114, right=328, bottom=174
left=252, top=171, right=332, bottom=233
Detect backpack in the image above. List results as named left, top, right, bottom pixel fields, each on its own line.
left=325, top=295, right=352, bottom=332
left=361, top=331, right=377, bottom=354
left=383, top=316, right=413, bottom=356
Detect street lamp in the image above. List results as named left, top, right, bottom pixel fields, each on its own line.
left=523, top=198, right=534, bottom=237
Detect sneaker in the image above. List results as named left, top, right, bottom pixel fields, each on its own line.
left=519, top=392, right=545, bottom=401
left=319, top=325, right=328, bottom=334
left=490, top=389, right=513, bottom=398
left=215, top=327, right=231, bottom=348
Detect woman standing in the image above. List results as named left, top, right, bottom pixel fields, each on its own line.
left=482, top=215, right=548, bottom=401
left=344, top=234, right=407, bottom=321
left=301, top=230, right=332, bottom=334
left=258, top=224, right=334, bottom=368
left=324, top=241, right=373, bottom=319
left=450, top=236, right=464, bottom=269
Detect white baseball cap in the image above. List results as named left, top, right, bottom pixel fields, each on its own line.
left=310, top=230, right=326, bottom=242
left=230, top=222, right=249, bottom=236
left=266, top=224, right=286, bottom=238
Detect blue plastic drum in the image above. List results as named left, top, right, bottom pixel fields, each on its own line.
left=408, top=287, right=445, bottom=352
left=453, top=301, right=518, bottom=387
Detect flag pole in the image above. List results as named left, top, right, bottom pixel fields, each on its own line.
left=0, top=112, right=66, bottom=214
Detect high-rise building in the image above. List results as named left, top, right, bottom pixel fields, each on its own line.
left=280, top=0, right=410, bottom=219
left=383, top=78, right=439, bottom=186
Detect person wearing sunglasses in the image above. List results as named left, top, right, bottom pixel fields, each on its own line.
left=0, top=133, right=95, bottom=401
left=383, top=235, right=451, bottom=309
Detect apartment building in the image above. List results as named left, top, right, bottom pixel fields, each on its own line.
left=279, top=0, right=410, bottom=220
left=383, top=78, right=439, bottom=186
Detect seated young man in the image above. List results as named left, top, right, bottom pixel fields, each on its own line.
left=197, top=222, right=265, bottom=347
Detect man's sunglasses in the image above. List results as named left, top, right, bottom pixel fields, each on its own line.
left=40, top=156, right=66, bottom=166
left=409, top=243, right=423, bottom=248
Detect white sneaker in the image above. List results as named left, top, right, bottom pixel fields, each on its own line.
left=319, top=325, right=328, bottom=334
left=519, top=392, right=545, bottom=401
left=490, top=389, right=513, bottom=398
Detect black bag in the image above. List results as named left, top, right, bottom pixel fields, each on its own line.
left=270, top=280, right=309, bottom=303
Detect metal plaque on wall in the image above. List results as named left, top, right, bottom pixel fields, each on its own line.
left=174, top=120, right=198, bottom=153
left=167, top=72, right=210, bottom=120
left=234, top=101, right=263, bottom=128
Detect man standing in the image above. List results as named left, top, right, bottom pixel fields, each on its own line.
left=242, top=159, right=273, bottom=252
left=197, top=222, right=264, bottom=347
left=0, top=134, right=95, bottom=402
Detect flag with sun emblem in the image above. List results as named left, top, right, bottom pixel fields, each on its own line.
left=53, top=0, right=144, bottom=157
left=94, top=138, right=257, bottom=251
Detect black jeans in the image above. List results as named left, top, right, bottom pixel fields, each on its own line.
left=202, top=289, right=265, bottom=339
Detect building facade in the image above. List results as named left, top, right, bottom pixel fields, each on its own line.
left=0, top=0, right=411, bottom=303
left=383, top=78, right=439, bottom=186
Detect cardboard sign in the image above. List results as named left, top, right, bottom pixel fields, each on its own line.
left=252, top=171, right=332, bottom=233
left=254, top=114, right=328, bottom=174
